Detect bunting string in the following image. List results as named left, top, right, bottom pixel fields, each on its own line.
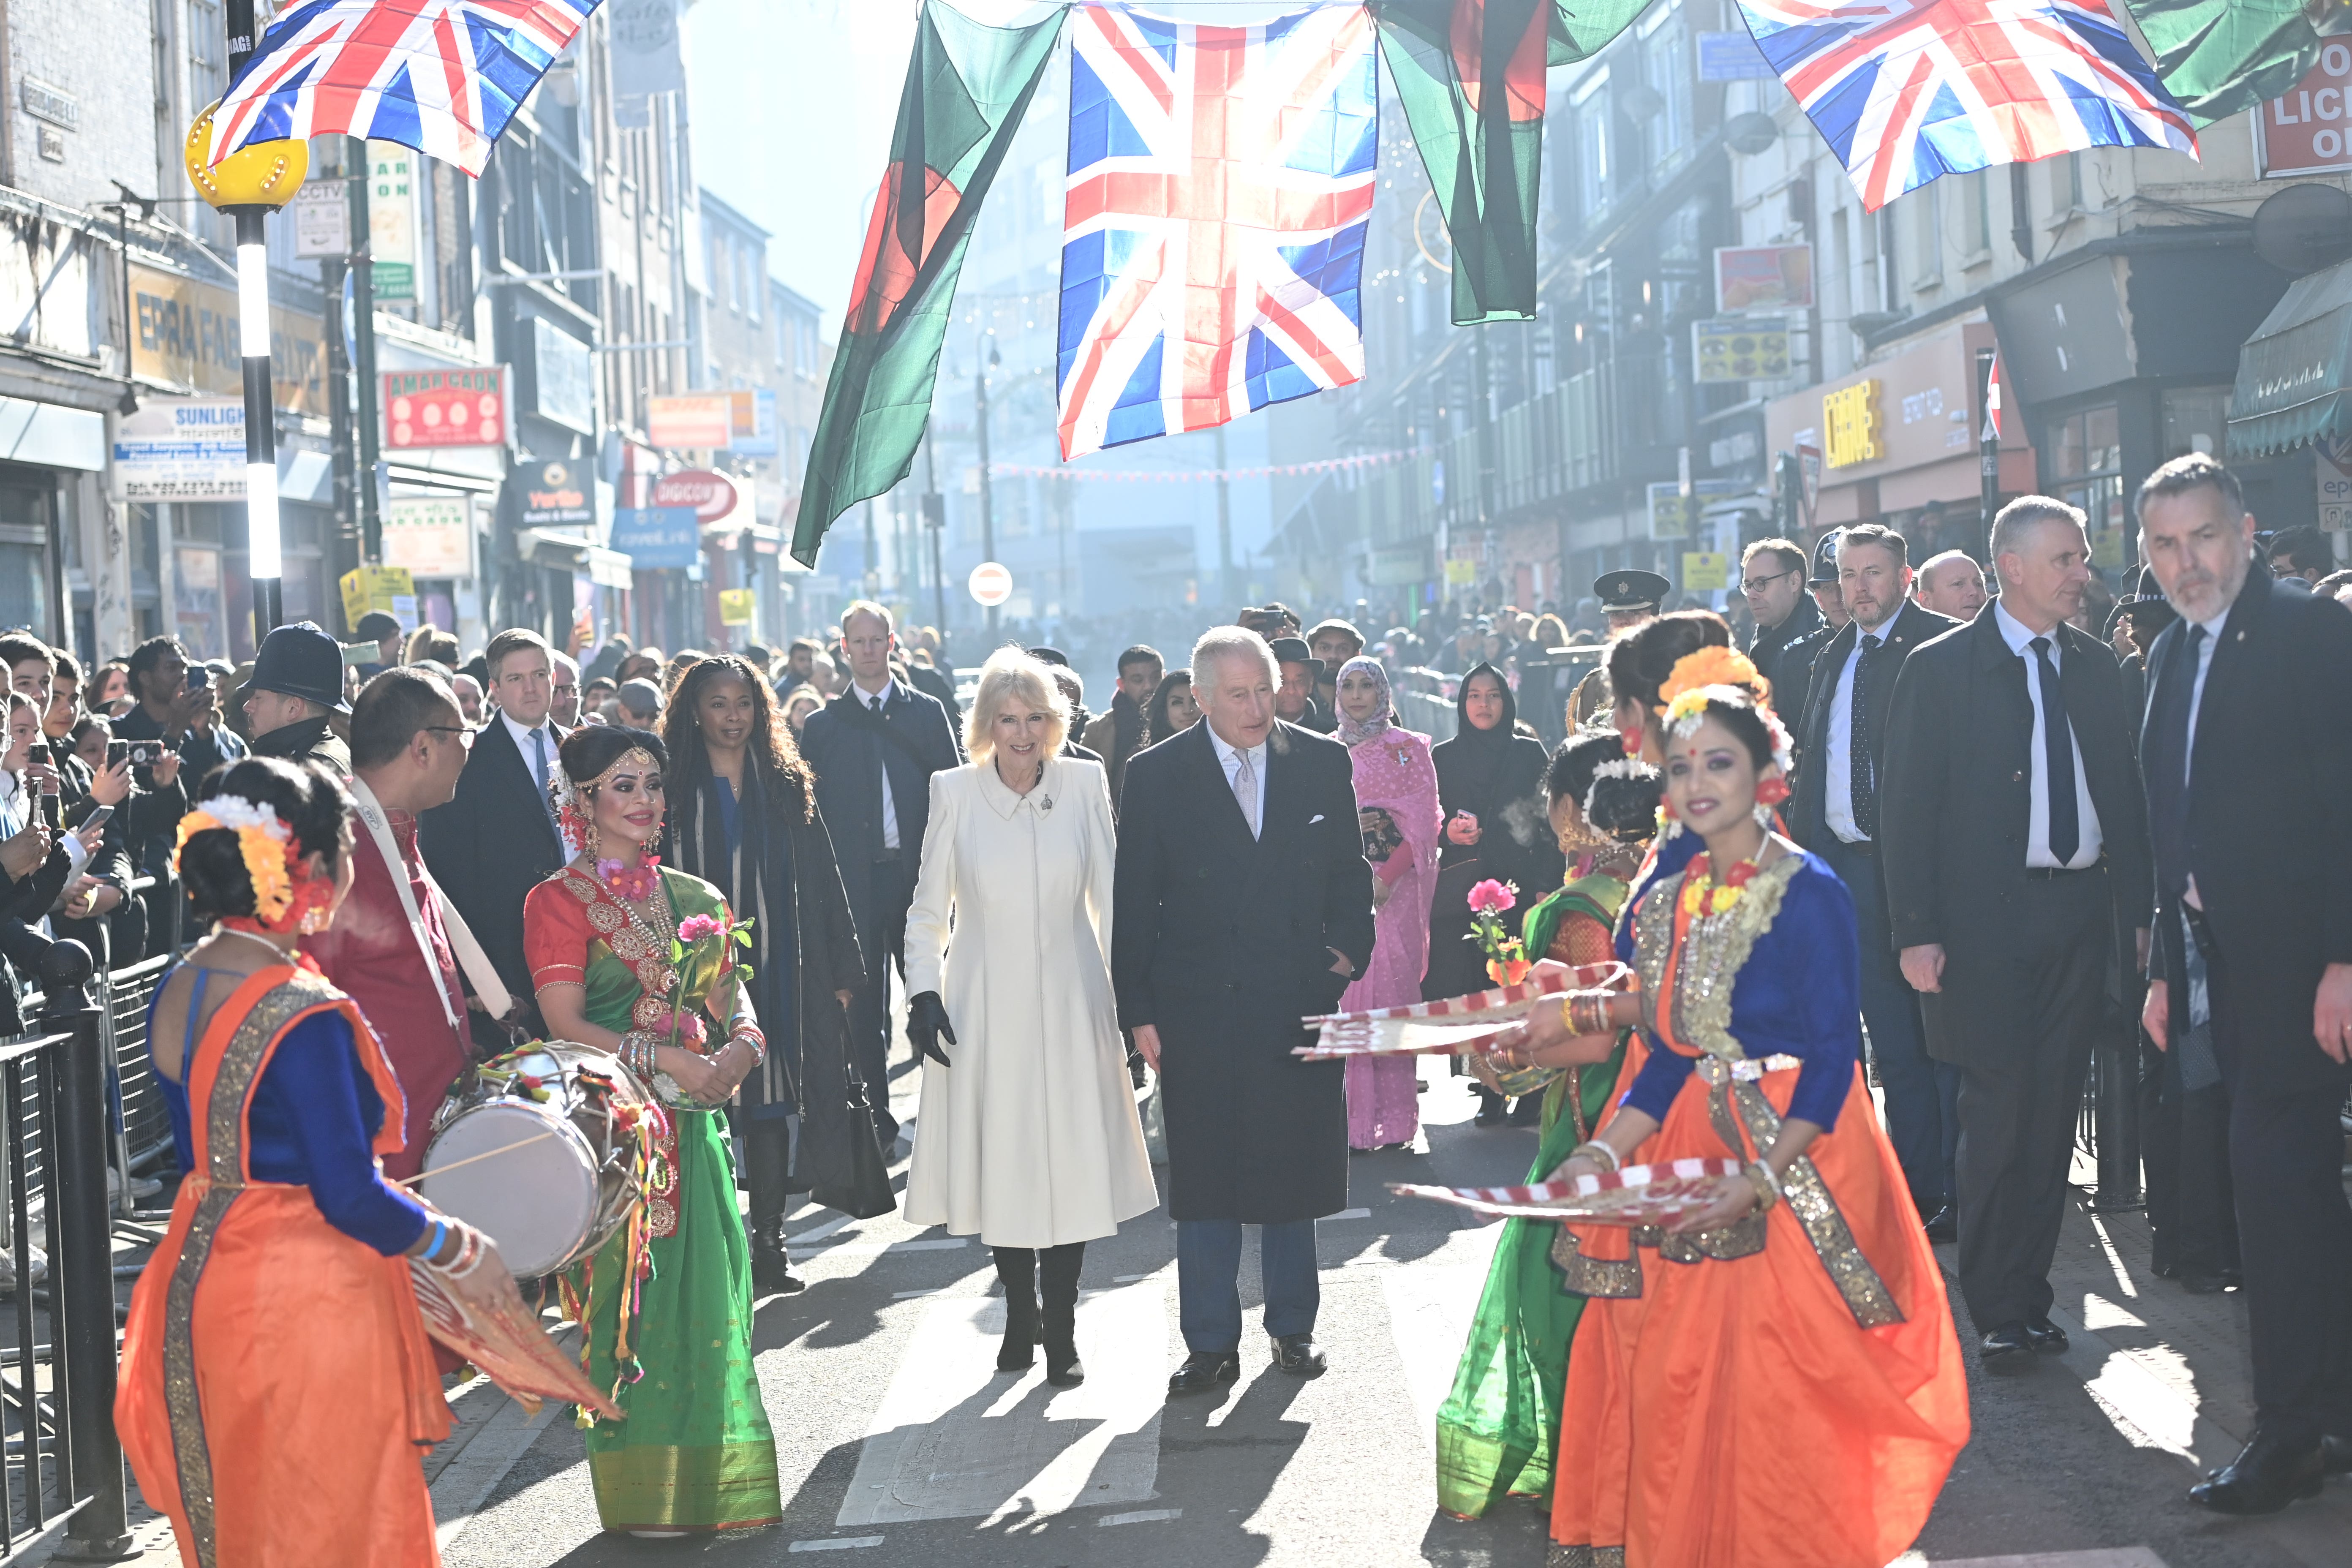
left=989, top=449, right=1419, bottom=483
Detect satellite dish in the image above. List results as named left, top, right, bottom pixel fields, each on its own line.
left=1723, top=113, right=1779, bottom=156
left=2252, top=183, right=2352, bottom=275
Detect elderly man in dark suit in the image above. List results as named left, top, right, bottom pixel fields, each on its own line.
left=799, top=600, right=963, bottom=1146
left=1114, top=627, right=1373, bottom=1394
left=1790, top=523, right=1960, bottom=1236
left=1880, top=496, right=2151, bottom=1371
left=419, top=627, right=568, bottom=1039
left=2134, top=453, right=2352, bottom=1514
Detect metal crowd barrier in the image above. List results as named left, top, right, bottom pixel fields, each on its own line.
left=1392, top=667, right=1459, bottom=743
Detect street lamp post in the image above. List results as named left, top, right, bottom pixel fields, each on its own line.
left=975, top=343, right=999, bottom=642
left=922, top=419, right=949, bottom=642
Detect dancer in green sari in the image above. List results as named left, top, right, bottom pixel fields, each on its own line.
left=1435, top=732, right=1658, bottom=1518
left=525, top=727, right=781, bottom=1536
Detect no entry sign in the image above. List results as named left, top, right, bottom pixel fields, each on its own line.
left=968, top=561, right=1013, bottom=607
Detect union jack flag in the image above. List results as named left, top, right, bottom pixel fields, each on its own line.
left=1056, top=4, right=1377, bottom=460
left=1733, top=0, right=2197, bottom=212
left=210, top=0, right=599, bottom=179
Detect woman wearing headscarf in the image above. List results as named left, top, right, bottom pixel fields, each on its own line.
left=1331, top=656, right=1442, bottom=1150
left=1425, top=663, right=1564, bottom=1124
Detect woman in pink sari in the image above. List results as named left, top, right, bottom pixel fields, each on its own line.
left=1333, top=655, right=1441, bottom=1149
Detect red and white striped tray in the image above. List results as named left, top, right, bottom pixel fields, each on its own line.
left=1390, top=1157, right=1745, bottom=1226
left=1294, top=959, right=1629, bottom=1059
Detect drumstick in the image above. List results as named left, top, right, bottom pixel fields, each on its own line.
left=398, top=1129, right=563, bottom=1186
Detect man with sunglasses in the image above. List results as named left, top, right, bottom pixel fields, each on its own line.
left=1742, top=537, right=1823, bottom=700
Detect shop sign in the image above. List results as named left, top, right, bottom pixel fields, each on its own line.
left=1696, top=30, right=1773, bottom=82
left=610, top=506, right=701, bottom=569
left=384, top=495, right=473, bottom=577
left=2317, top=436, right=2352, bottom=531
left=719, top=588, right=755, bottom=625
left=340, top=565, right=416, bottom=632
left=1715, top=245, right=1813, bottom=312
left=1682, top=552, right=1730, bottom=591
left=650, top=468, right=739, bottom=522
left=648, top=392, right=733, bottom=449
left=130, top=262, right=326, bottom=415
left=1693, top=316, right=1791, bottom=382
left=1443, top=556, right=1477, bottom=586
left=369, top=142, right=417, bottom=300
left=111, top=397, right=244, bottom=501
left=514, top=459, right=594, bottom=528
left=2255, top=44, right=2352, bottom=177
left=384, top=366, right=508, bottom=449
left=1647, top=479, right=1739, bottom=540
left=730, top=389, right=777, bottom=456
left=1822, top=379, right=1885, bottom=468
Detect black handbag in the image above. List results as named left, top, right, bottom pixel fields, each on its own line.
left=811, top=1078, right=898, bottom=1219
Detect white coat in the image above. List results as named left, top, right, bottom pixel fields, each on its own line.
left=901, top=754, right=1157, bottom=1247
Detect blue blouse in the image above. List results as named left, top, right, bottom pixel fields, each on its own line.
left=1617, top=847, right=1863, bottom=1132
left=152, top=968, right=430, bottom=1257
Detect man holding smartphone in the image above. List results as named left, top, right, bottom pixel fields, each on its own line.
left=114, top=638, right=223, bottom=958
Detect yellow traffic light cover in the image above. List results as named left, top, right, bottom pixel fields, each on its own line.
left=184, top=101, right=308, bottom=210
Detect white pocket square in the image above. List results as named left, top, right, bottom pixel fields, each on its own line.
left=1309, top=814, right=1326, bottom=823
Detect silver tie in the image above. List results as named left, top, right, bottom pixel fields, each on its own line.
left=1233, top=746, right=1259, bottom=838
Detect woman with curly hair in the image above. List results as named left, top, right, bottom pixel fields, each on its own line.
left=661, top=656, right=878, bottom=1290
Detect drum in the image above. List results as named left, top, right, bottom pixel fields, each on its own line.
left=418, top=1042, right=653, bottom=1279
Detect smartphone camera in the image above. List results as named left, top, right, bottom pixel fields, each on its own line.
left=106, top=740, right=128, bottom=771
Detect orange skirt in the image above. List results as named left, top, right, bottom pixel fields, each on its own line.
left=118, top=1181, right=451, bottom=1568
left=1549, top=1064, right=1969, bottom=1568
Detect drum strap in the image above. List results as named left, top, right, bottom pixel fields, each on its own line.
left=351, top=776, right=514, bottom=1026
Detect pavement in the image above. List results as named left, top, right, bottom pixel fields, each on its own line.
left=73, top=1053, right=2352, bottom=1568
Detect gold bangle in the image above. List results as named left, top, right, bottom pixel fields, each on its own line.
left=1743, top=1162, right=1781, bottom=1212
left=1570, top=1139, right=1620, bottom=1174
left=1556, top=995, right=1576, bottom=1037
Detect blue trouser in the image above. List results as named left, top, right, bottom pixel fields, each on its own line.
left=1821, top=836, right=1959, bottom=1212
left=1176, top=1218, right=1319, bottom=1352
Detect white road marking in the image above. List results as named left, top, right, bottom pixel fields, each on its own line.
left=794, top=1238, right=969, bottom=1259
left=835, top=1278, right=1169, bottom=1526
left=1378, top=1224, right=1503, bottom=1451
left=788, top=1536, right=885, bottom=1552
left=1904, top=1550, right=2169, bottom=1568
left=789, top=1211, right=861, bottom=1247
left=1098, top=1508, right=1182, bottom=1527
left=1322, top=1208, right=1371, bottom=1221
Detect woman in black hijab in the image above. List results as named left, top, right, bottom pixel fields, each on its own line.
left=1424, top=663, right=1564, bottom=1124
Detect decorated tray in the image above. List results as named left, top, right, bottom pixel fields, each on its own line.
left=1294, top=959, right=1628, bottom=1059
left=411, top=1264, right=624, bottom=1422
left=1390, top=1157, right=1746, bottom=1228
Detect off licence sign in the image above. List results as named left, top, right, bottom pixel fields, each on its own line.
left=2256, top=44, right=2352, bottom=177
left=384, top=367, right=506, bottom=449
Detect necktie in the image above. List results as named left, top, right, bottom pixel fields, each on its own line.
left=530, top=727, right=557, bottom=830
left=2029, top=637, right=2079, bottom=866
left=1232, top=746, right=1259, bottom=838
left=1849, top=633, right=1882, bottom=840
left=2147, top=625, right=2205, bottom=897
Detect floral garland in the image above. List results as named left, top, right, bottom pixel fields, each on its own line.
left=173, top=795, right=305, bottom=930
left=1680, top=854, right=1764, bottom=918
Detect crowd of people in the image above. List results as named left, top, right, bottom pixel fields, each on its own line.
left=56, top=449, right=2348, bottom=1566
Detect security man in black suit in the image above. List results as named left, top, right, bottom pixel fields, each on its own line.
left=1789, top=523, right=1960, bottom=1235
left=1113, top=627, right=1374, bottom=1393
left=419, top=627, right=568, bottom=1039
left=1879, top=496, right=2151, bottom=1370
left=798, top=600, right=964, bottom=1146
left=1776, top=530, right=1848, bottom=753
left=2135, top=453, right=2352, bottom=1514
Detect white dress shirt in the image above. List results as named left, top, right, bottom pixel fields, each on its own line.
left=1822, top=604, right=1911, bottom=844
left=854, top=678, right=901, bottom=850
left=499, top=707, right=558, bottom=815
left=1993, top=602, right=2102, bottom=870
left=1208, top=726, right=1268, bottom=840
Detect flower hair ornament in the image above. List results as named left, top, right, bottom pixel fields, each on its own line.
left=555, top=746, right=666, bottom=865
left=1656, top=645, right=1769, bottom=711
left=1582, top=754, right=1659, bottom=825
left=173, top=795, right=331, bottom=934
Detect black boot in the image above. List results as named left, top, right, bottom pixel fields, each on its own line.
left=751, top=1218, right=805, bottom=1297
left=1040, top=1241, right=1085, bottom=1387
left=993, top=1247, right=1038, bottom=1372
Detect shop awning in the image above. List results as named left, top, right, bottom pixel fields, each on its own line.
left=587, top=547, right=633, bottom=590
left=2228, top=260, right=2352, bottom=458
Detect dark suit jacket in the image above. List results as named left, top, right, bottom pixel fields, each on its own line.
left=418, top=717, right=568, bottom=1013
left=1112, top=720, right=1375, bottom=1222
left=2143, top=569, right=2352, bottom=1093
left=1790, top=601, right=1957, bottom=852
left=798, top=681, right=963, bottom=937
left=1879, top=604, right=2152, bottom=1064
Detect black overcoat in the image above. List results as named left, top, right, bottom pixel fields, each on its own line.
left=1878, top=604, right=2152, bottom=1067
left=1788, top=601, right=1957, bottom=854
left=1111, top=721, right=1375, bottom=1223
left=418, top=717, right=570, bottom=1020
left=798, top=682, right=963, bottom=938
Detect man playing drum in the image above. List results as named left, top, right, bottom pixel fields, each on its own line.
left=303, top=668, right=507, bottom=1178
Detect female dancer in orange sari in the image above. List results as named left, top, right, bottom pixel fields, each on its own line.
left=1493, top=653, right=1968, bottom=1568
left=118, top=758, right=517, bottom=1568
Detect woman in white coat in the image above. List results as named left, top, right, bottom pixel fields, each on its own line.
left=901, top=648, right=1157, bottom=1387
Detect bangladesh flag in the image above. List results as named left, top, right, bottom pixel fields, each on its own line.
left=792, top=2, right=1062, bottom=566
left=2123, top=0, right=2336, bottom=125
left=1375, top=1, right=1649, bottom=327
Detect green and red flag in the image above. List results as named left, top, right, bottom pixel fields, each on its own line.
left=793, top=1, right=1062, bottom=566
left=2122, top=0, right=2348, bottom=126
left=1375, top=1, right=1650, bottom=327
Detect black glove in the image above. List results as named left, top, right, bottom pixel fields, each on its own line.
left=907, top=991, right=957, bottom=1068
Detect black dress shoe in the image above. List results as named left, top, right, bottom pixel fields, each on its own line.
left=1045, top=1345, right=1085, bottom=1388
left=2023, top=1317, right=2068, bottom=1355
left=1270, top=1334, right=1327, bottom=1378
left=1922, top=1206, right=1956, bottom=1243
left=1980, top=1321, right=2036, bottom=1371
left=750, top=1225, right=806, bottom=1298
left=2321, top=1434, right=2352, bottom=1476
left=2189, top=1430, right=2325, bottom=1514
left=2179, top=1265, right=2243, bottom=1295
left=1167, top=1350, right=1241, bottom=1396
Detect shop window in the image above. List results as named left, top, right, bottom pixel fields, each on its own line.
left=176, top=546, right=225, bottom=660
left=2161, top=387, right=2230, bottom=461
left=2050, top=403, right=2126, bottom=569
